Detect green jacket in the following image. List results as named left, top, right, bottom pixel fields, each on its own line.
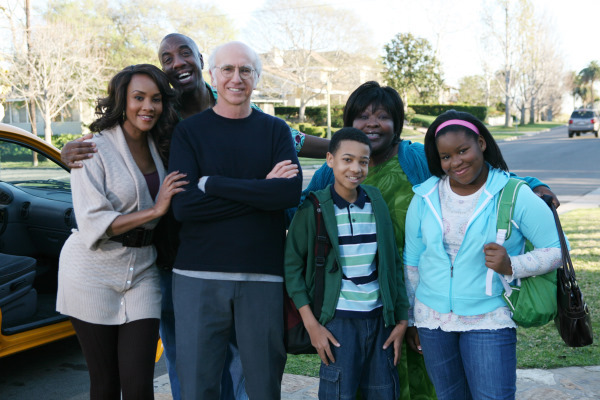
left=284, top=184, right=409, bottom=327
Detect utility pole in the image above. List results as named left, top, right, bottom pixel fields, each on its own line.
left=26, top=0, right=38, bottom=165
left=503, top=2, right=512, bottom=128
left=326, top=79, right=332, bottom=139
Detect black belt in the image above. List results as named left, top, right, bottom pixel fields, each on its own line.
left=109, top=227, right=154, bottom=247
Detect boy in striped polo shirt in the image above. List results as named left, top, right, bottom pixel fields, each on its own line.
left=285, top=128, right=409, bottom=398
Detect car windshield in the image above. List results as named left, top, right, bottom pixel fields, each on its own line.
left=0, top=141, right=70, bottom=191
left=571, top=110, right=594, bottom=118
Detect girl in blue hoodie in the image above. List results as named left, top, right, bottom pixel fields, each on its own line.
left=403, top=110, right=563, bottom=400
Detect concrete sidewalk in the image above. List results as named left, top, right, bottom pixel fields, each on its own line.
left=154, top=366, right=600, bottom=399
left=277, top=366, right=600, bottom=399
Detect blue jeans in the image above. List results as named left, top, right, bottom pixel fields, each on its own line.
left=417, top=327, right=517, bottom=400
left=159, top=269, right=248, bottom=400
left=318, top=315, right=400, bottom=399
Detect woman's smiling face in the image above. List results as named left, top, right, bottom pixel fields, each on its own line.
left=436, top=129, right=488, bottom=194
left=122, top=74, right=163, bottom=136
left=352, top=105, right=395, bottom=159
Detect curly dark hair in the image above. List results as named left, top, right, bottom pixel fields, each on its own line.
left=424, top=109, right=508, bottom=177
left=89, top=64, right=178, bottom=164
left=343, top=81, right=405, bottom=146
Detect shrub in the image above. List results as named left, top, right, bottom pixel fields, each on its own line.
left=410, top=104, right=488, bottom=121
left=405, top=107, right=416, bottom=123
left=0, top=133, right=81, bottom=162
left=410, top=115, right=436, bottom=129
left=305, top=107, right=326, bottom=124
left=277, top=105, right=344, bottom=126
left=0, top=142, right=32, bottom=161
left=52, top=134, right=81, bottom=150
left=304, top=126, right=325, bottom=137
left=305, top=105, right=344, bottom=126
left=274, top=106, right=299, bottom=118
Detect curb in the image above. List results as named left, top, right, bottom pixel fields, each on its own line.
left=557, top=187, right=600, bottom=215
left=501, top=125, right=567, bottom=142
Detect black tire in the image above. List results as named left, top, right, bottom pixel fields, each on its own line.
left=569, top=132, right=574, bottom=138
left=576, top=132, right=581, bottom=136
left=595, top=131, right=599, bottom=138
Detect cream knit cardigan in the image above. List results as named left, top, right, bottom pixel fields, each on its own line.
left=56, top=125, right=165, bottom=325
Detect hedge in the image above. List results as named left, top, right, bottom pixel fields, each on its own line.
left=275, top=105, right=344, bottom=127
left=304, top=126, right=326, bottom=137
left=409, top=105, right=488, bottom=121
left=0, top=133, right=80, bottom=161
left=275, top=106, right=299, bottom=118
left=410, top=115, right=437, bottom=129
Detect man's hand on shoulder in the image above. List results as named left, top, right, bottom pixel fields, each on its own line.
left=61, top=133, right=97, bottom=168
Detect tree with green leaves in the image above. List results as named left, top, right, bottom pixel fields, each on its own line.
left=568, top=71, right=588, bottom=108
left=579, top=61, right=600, bottom=108
left=383, top=33, right=443, bottom=109
left=457, top=75, right=492, bottom=105
left=44, top=0, right=237, bottom=77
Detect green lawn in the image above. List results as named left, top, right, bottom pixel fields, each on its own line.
left=0, top=160, right=62, bottom=169
left=405, top=116, right=565, bottom=143
left=488, top=122, right=564, bottom=134
left=298, top=157, right=325, bottom=169
left=285, top=208, right=600, bottom=376
left=516, top=208, right=600, bottom=368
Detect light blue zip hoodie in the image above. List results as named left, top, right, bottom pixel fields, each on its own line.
left=403, top=165, right=562, bottom=316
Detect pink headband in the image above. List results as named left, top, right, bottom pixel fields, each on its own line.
left=435, top=119, right=480, bottom=136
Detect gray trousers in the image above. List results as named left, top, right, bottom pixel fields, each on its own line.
left=173, top=274, right=286, bottom=400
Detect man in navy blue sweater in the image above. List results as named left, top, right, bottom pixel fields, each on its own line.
left=168, top=41, right=302, bottom=400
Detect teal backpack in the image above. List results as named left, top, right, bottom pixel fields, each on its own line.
left=495, top=178, right=557, bottom=328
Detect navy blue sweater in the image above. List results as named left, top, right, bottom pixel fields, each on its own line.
left=168, top=109, right=302, bottom=276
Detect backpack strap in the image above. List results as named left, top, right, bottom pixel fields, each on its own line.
left=496, top=178, right=525, bottom=244
left=307, top=193, right=330, bottom=320
left=486, top=178, right=525, bottom=296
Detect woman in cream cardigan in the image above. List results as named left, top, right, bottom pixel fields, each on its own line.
left=57, top=64, right=187, bottom=400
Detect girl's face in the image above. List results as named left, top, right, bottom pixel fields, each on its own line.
left=122, top=74, right=163, bottom=136
left=436, top=129, right=488, bottom=195
left=352, top=105, right=395, bottom=158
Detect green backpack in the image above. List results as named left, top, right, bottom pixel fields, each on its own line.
left=495, top=178, right=557, bottom=328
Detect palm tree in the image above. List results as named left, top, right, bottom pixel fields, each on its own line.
left=570, top=72, right=588, bottom=108
left=579, top=61, right=600, bottom=108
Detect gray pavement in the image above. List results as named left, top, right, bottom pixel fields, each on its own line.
left=153, top=366, right=600, bottom=399
left=276, top=366, right=600, bottom=399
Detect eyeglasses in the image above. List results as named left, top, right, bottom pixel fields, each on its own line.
left=217, top=65, right=255, bottom=80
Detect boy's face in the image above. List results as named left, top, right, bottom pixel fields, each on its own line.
left=326, top=140, right=370, bottom=202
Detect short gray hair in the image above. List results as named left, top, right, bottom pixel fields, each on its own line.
left=208, top=41, right=262, bottom=77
